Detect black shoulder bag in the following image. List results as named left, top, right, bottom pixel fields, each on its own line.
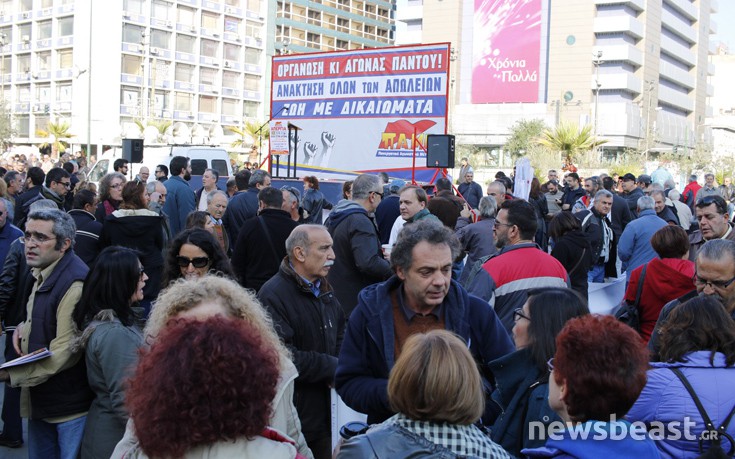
left=614, top=263, right=647, bottom=331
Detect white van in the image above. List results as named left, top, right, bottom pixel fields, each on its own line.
left=86, top=144, right=231, bottom=186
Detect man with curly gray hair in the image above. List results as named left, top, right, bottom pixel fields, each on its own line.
left=335, top=219, right=513, bottom=425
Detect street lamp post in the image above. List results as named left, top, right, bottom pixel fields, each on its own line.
left=592, top=51, right=603, bottom=157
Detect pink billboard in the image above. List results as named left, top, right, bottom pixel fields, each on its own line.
left=471, top=0, right=542, bottom=103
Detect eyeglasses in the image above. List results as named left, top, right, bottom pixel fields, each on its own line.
left=370, top=190, right=384, bottom=199
left=110, top=183, right=123, bottom=189
left=23, top=231, right=57, bottom=244
left=513, top=308, right=530, bottom=322
left=176, top=256, right=210, bottom=269
left=692, top=273, right=735, bottom=290
left=547, top=358, right=555, bottom=373
left=494, top=220, right=515, bottom=229
left=59, top=181, right=71, bottom=188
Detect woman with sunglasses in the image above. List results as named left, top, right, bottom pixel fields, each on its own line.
left=162, top=228, right=233, bottom=286
left=99, top=181, right=163, bottom=315
left=94, top=172, right=126, bottom=222
left=489, top=288, right=588, bottom=457
left=302, top=176, right=333, bottom=224
left=71, top=246, right=147, bottom=459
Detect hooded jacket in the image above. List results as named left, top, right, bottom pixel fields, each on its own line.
left=624, top=257, right=696, bottom=343
left=325, top=200, right=392, bottom=317
left=618, top=209, right=668, bottom=273
left=100, top=209, right=163, bottom=300
left=334, top=275, right=514, bottom=424
left=522, top=420, right=661, bottom=458
left=627, top=351, right=735, bottom=459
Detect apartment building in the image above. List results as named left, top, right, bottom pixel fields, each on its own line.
left=0, top=0, right=267, bottom=155
left=397, top=0, right=717, bottom=162
left=272, top=0, right=394, bottom=54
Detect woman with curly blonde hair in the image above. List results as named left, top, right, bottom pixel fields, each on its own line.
left=112, top=275, right=312, bottom=458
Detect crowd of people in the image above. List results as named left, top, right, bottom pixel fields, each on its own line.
left=0, top=153, right=733, bottom=459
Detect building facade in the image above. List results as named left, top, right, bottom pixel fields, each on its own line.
left=1, top=0, right=268, bottom=155
left=397, top=0, right=717, bottom=164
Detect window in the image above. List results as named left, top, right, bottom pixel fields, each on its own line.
left=224, top=17, right=240, bottom=33
left=176, top=34, right=195, bottom=54
left=0, top=56, right=10, bottom=74
left=57, top=84, right=72, bottom=101
left=16, top=116, right=29, bottom=137
left=200, top=67, right=217, bottom=85
left=38, top=21, right=52, bottom=40
left=88, top=159, right=110, bottom=184
left=174, top=92, right=192, bottom=111
left=244, top=74, right=260, bottom=91
left=20, top=0, right=32, bottom=12
left=244, top=101, right=258, bottom=117
left=244, top=20, right=261, bottom=38
left=121, top=88, right=139, bottom=106
left=19, top=24, right=31, bottom=42
left=122, top=24, right=144, bottom=44
left=59, top=17, right=74, bottom=36
left=151, top=0, right=171, bottom=20
left=222, top=71, right=239, bottom=88
left=225, top=0, right=241, bottom=6
left=307, top=32, right=320, bottom=46
left=154, top=91, right=168, bottom=110
left=177, top=6, right=195, bottom=26
left=199, top=95, right=216, bottom=113
left=17, top=85, right=30, bottom=101
left=37, top=51, right=51, bottom=71
left=246, top=0, right=261, bottom=15
left=124, top=0, right=145, bottom=14
left=175, top=63, right=194, bottom=82
left=244, top=48, right=259, bottom=65
left=202, top=12, right=218, bottom=30
left=212, top=159, right=228, bottom=178
left=36, top=84, right=51, bottom=102
left=58, top=49, right=73, bottom=68
left=308, top=10, right=321, bottom=25
left=150, top=29, right=170, bottom=48
left=17, top=55, right=30, bottom=73
left=122, top=54, right=143, bottom=75
left=200, top=39, right=218, bottom=58
left=40, top=0, right=52, bottom=7
left=336, top=39, right=348, bottom=49
left=222, top=98, right=239, bottom=115
left=190, top=159, right=208, bottom=175
left=337, top=18, right=349, bottom=32
left=224, top=43, right=240, bottom=60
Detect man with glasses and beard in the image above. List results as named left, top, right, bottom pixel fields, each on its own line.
left=688, top=195, right=735, bottom=262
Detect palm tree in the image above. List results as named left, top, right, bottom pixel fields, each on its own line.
left=230, top=120, right=268, bottom=163
left=536, top=121, right=607, bottom=168
left=36, top=119, right=74, bottom=157
left=134, top=119, right=172, bottom=143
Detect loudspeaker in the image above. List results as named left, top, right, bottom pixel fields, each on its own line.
left=122, top=139, right=144, bottom=163
left=425, top=134, right=455, bottom=168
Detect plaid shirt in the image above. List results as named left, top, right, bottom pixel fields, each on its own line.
left=389, top=414, right=512, bottom=458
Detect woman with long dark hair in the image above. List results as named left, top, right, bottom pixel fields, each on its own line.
left=489, top=288, right=589, bottom=457
left=528, top=177, right=549, bottom=250
left=549, top=211, right=594, bottom=298
left=627, top=296, right=735, bottom=458
left=72, top=246, right=147, bottom=459
left=100, top=181, right=163, bottom=313
left=161, top=228, right=233, bottom=286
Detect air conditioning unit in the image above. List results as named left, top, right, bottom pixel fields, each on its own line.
left=150, top=47, right=159, bottom=55
left=190, top=25, right=197, bottom=32
left=22, top=12, right=31, bottom=19
left=166, top=21, right=173, bottom=28
left=224, top=61, right=231, bottom=68
left=22, top=35, right=30, bottom=43
left=226, top=7, right=235, bottom=14
left=188, top=114, right=195, bottom=119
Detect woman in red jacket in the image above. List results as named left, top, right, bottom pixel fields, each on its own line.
left=624, top=225, right=695, bottom=343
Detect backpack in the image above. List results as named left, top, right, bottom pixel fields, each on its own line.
left=671, top=368, right=735, bottom=458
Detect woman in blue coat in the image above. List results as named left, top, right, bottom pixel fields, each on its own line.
left=489, top=288, right=588, bottom=457
left=627, top=296, right=735, bottom=458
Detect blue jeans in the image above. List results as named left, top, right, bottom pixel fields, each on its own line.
left=1, top=333, right=23, bottom=441
left=588, top=262, right=605, bottom=283
left=28, top=415, right=86, bottom=459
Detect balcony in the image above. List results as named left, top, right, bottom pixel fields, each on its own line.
left=596, top=44, right=643, bottom=67
left=659, top=60, right=695, bottom=89
left=660, top=35, right=695, bottom=66
left=663, top=0, right=697, bottom=21
left=707, top=83, right=714, bottom=97
left=661, top=9, right=696, bottom=44
left=658, top=85, right=694, bottom=112
left=593, top=0, right=644, bottom=11
left=710, top=18, right=717, bottom=35
left=593, top=15, right=644, bottom=39
left=708, top=62, right=716, bottom=76
left=592, top=73, right=642, bottom=94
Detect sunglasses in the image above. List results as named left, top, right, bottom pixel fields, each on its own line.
left=176, top=256, right=210, bottom=268
left=547, top=358, right=555, bottom=373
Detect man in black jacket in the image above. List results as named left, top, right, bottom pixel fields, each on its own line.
left=621, top=173, right=644, bottom=217
left=258, top=225, right=345, bottom=459
left=13, top=167, right=45, bottom=227
left=231, top=186, right=298, bottom=293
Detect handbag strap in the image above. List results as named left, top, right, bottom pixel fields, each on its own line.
left=671, top=367, right=735, bottom=453
left=632, top=263, right=648, bottom=307
left=568, top=248, right=587, bottom=276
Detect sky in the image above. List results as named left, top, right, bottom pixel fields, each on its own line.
left=713, top=1, right=735, bottom=53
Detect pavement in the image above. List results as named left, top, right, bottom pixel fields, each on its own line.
left=0, top=337, right=29, bottom=458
